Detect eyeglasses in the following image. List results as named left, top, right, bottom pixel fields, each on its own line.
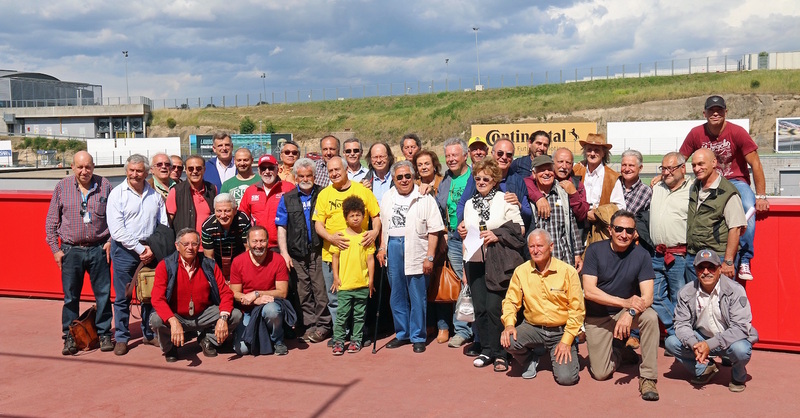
left=178, top=241, right=200, bottom=248
left=171, top=165, right=184, bottom=172
left=658, top=163, right=684, bottom=174
left=611, top=225, right=636, bottom=234
left=154, top=162, right=171, bottom=168
left=371, top=155, right=388, bottom=161
left=344, top=149, right=361, bottom=154
left=395, top=173, right=413, bottom=181
left=282, top=150, right=299, bottom=156
left=186, top=166, right=203, bottom=173
left=260, top=165, right=278, bottom=172
left=474, top=176, right=493, bottom=183
left=495, top=150, right=514, bottom=159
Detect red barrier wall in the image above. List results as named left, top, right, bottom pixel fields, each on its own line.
left=2, top=192, right=798, bottom=352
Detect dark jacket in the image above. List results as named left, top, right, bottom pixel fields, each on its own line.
left=283, top=186, right=322, bottom=259
left=171, top=180, right=217, bottom=233
left=484, top=220, right=526, bottom=292
left=241, top=299, right=297, bottom=355
left=143, top=224, right=176, bottom=268
left=687, top=177, right=740, bottom=255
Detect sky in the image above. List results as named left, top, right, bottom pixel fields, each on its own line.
left=2, top=0, right=799, bottom=104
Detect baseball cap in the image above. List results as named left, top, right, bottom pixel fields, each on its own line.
left=693, top=249, right=721, bottom=267
left=468, top=136, right=487, bottom=147
left=258, top=154, right=278, bottom=167
left=532, top=155, right=554, bottom=169
left=704, top=95, right=726, bottom=110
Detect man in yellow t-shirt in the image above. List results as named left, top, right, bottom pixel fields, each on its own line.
left=330, top=196, right=376, bottom=354
left=312, top=157, right=380, bottom=344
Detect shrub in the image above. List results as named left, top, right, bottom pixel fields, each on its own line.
left=750, top=79, right=761, bottom=89
left=166, top=118, right=177, bottom=129
left=240, top=116, right=255, bottom=134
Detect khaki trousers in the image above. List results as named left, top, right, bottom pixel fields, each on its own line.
left=584, top=307, right=659, bottom=380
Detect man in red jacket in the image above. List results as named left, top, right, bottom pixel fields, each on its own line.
left=239, top=154, right=295, bottom=249
left=150, top=228, right=242, bottom=362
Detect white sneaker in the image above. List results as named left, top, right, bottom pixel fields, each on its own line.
left=738, top=263, right=753, bottom=281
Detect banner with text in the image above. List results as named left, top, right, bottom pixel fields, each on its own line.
left=470, top=122, right=597, bottom=157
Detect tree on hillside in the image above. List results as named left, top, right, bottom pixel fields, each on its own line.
left=240, top=116, right=256, bottom=134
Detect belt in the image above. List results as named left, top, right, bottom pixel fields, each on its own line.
left=63, top=241, right=105, bottom=248
left=528, top=322, right=565, bottom=332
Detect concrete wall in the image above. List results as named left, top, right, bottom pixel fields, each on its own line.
left=22, top=117, right=97, bottom=138
left=87, top=137, right=180, bottom=165
left=760, top=155, right=800, bottom=195
left=607, top=119, right=750, bottom=154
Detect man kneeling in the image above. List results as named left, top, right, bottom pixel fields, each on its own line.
left=665, top=249, right=758, bottom=392
left=151, top=228, right=242, bottom=362
left=501, top=229, right=584, bottom=385
left=230, top=226, right=295, bottom=356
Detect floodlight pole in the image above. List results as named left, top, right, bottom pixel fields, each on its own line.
left=472, top=27, right=480, bottom=88
left=122, top=51, right=129, bottom=104
left=445, top=58, right=449, bottom=91
left=261, top=73, right=267, bottom=104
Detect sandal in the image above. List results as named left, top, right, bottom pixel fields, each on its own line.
left=493, top=357, right=509, bottom=372
left=473, top=354, right=492, bottom=368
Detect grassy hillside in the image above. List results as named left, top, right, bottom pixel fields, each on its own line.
left=153, top=70, right=800, bottom=146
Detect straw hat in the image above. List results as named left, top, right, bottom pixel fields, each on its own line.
left=579, top=133, right=612, bottom=150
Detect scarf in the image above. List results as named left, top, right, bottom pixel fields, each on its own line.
left=471, top=187, right=497, bottom=221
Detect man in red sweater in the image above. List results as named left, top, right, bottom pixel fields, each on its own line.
left=150, top=228, right=242, bottom=362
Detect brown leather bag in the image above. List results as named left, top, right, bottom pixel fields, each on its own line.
left=69, top=305, right=99, bottom=351
left=136, top=267, right=155, bottom=304
left=428, top=258, right=462, bottom=303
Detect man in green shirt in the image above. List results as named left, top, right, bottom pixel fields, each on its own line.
left=221, top=148, right=260, bottom=206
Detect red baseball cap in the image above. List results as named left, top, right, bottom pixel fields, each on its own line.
left=258, top=154, right=278, bottom=167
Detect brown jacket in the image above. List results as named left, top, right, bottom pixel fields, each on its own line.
left=572, top=162, right=620, bottom=206
left=572, top=162, right=621, bottom=247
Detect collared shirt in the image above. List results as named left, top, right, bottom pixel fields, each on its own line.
left=621, top=178, right=652, bottom=216
left=347, top=164, right=368, bottom=182
left=275, top=186, right=315, bottom=242
left=696, top=280, right=724, bottom=337
left=584, top=163, right=626, bottom=209
left=501, top=257, right=585, bottom=345
left=107, top=180, right=169, bottom=254
left=239, top=180, right=295, bottom=249
left=371, top=170, right=392, bottom=204
left=151, top=178, right=174, bottom=201
left=379, top=186, right=444, bottom=275
left=650, top=179, right=690, bottom=246
left=45, top=174, right=112, bottom=253
left=314, top=159, right=331, bottom=187
left=533, top=185, right=583, bottom=264
left=165, top=183, right=213, bottom=237
left=201, top=211, right=251, bottom=267
left=215, top=158, right=236, bottom=186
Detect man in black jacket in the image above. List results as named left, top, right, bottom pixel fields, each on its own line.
left=276, top=158, right=331, bottom=343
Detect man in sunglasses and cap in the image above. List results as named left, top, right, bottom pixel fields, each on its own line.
left=665, top=248, right=758, bottom=393
left=238, top=154, right=295, bottom=250
left=582, top=209, right=660, bottom=401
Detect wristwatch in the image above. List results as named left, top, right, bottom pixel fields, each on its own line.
left=426, top=255, right=434, bottom=262
left=627, top=308, right=636, bottom=317
left=220, top=314, right=230, bottom=322
left=756, top=194, right=767, bottom=200
left=723, top=259, right=734, bottom=266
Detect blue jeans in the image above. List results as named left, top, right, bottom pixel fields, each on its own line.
left=665, top=333, right=752, bottom=383
left=651, top=253, right=688, bottom=335
left=111, top=241, right=154, bottom=343
left=60, top=243, right=113, bottom=338
left=322, top=260, right=338, bottom=328
left=730, top=179, right=755, bottom=265
left=387, top=236, right=428, bottom=343
left=234, top=302, right=284, bottom=355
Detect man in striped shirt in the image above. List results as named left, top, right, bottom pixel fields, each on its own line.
left=202, top=193, right=251, bottom=281
left=45, top=151, right=114, bottom=355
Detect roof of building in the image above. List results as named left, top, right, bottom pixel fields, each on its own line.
left=0, top=70, right=60, bottom=82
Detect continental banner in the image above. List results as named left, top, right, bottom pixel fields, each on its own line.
left=471, top=122, right=597, bottom=157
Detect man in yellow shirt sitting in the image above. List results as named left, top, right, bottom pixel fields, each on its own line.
left=500, top=228, right=585, bottom=385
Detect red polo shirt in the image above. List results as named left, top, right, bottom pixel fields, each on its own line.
left=238, top=179, right=294, bottom=248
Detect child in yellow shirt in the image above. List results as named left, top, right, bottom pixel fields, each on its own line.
left=330, top=196, right=375, bottom=354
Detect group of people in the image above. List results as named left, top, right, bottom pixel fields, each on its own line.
left=46, top=95, right=762, bottom=399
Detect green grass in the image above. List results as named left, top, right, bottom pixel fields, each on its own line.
left=151, top=69, right=800, bottom=147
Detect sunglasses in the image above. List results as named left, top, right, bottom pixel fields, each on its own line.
left=186, top=166, right=203, bottom=173
left=282, top=150, right=299, bottom=156
left=474, top=176, right=493, bottom=183
left=611, top=225, right=636, bottom=234
left=495, top=150, right=514, bottom=159
left=154, top=162, right=171, bottom=168
left=260, top=165, right=278, bottom=172
left=344, top=149, right=361, bottom=154
left=171, top=165, right=184, bottom=172
left=658, top=163, right=684, bottom=173
left=395, top=173, right=413, bottom=181
left=80, top=201, right=88, bottom=217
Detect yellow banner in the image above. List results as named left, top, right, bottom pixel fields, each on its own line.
left=471, top=122, right=598, bottom=157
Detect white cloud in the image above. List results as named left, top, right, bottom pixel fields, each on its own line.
left=269, top=46, right=283, bottom=56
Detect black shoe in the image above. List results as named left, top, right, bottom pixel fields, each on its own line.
left=327, top=339, right=336, bottom=348
left=99, top=336, right=114, bottom=352
left=62, top=335, right=78, bottom=356
left=413, top=342, right=426, bottom=353
left=274, top=342, right=289, bottom=356
left=465, top=342, right=481, bottom=357
left=385, top=338, right=410, bottom=349
left=165, top=347, right=178, bottom=363
left=200, top=338, right=218, bottom=357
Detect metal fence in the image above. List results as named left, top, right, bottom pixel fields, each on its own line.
left=103, top=50, right=800, bottom=110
